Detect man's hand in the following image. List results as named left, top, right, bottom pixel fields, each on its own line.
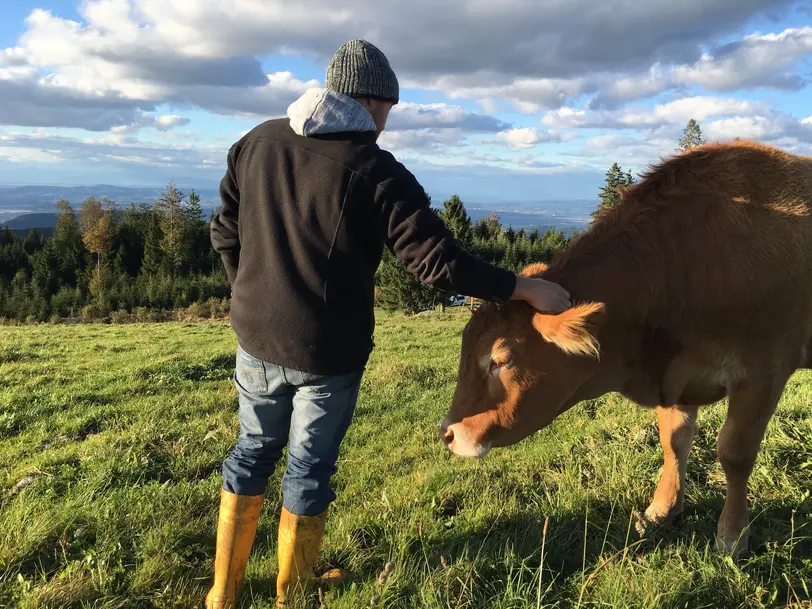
left=511, top=275, right=571, bottom=313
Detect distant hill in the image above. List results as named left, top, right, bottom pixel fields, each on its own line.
left=466, top=200, right=596, bottom=232
left=0, top=184, right=221, bottom=224
left=3, top=212, right=59, bottom=230
left=0, top=184, right=598, bottom=233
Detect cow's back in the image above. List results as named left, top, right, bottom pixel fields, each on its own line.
left=615, top=142, right=812, bottom=328
left=552, top=141, right=812, bottom=407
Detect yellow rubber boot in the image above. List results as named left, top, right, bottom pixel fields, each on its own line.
left=205, top=490, right=264, bottom=609
left=275, top=507, right=343, bottom=607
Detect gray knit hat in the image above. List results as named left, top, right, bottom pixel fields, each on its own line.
left=326, top=40, right=399, bottom=104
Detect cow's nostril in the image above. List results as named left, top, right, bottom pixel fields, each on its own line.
left=443, top=426, right=455, bottom=445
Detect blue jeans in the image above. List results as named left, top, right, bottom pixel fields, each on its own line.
left=221, top=345, right=363, bottom=516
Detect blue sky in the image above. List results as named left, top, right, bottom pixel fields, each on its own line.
left=0, top=1, right=810, bottom=203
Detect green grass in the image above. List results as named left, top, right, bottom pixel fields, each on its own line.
left=1, top=311, right=811, bottom=608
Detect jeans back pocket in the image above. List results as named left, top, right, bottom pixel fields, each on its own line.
left=235, top=346, right=268, bottom=394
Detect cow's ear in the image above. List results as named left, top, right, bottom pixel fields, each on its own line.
left=532, top=302, right=606, bottom=358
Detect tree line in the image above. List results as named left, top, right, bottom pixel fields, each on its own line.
left=375, top=194, right=575, bottom=313
left=0, top=184, right=230, bottom=322
left=0, top=119, right=707, bottom=321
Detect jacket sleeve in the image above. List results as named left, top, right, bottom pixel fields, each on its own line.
left=375, top=160, right=517, bottom=304
left=210, top=144, right=241, bottom=285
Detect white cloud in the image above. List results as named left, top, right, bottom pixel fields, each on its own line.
left=387, top=102, right=508, bottom=132
left=542, top=96, right=769, bottom=130
left=705, top=114, right=812, bottom=143
left=425, top=76, right=594, bottom=114
left=364, top=102, right=514, bottom=151
left=0, top=130, right=227, bottom=170
left=496, top=128, right=562, bottom=149
left=629, top=97, right=768, bottom=126
left=672, top=26, right=812, bottom=91
left=561, top=98, right=812, bottom=166
left=2, top=0, right=806, bottom=130
left=171, top=72, right=319, bottom=118
left=40, top=0, right=788, bottom=84
left=153, top=115, right=190, bottom=131
left=379, top=128, right=469, bottom=152
left=110, top=113, right=191, bottom=134
left=592, top=26, right=812, bottom=107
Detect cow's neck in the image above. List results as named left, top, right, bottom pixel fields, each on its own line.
left=545, top=246, right=659, bottom=325
left=543, top=237, right=668, bottom=399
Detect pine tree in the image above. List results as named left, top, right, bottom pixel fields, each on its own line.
left=116, top=204, right=146, bottom=277
left=8, top=270, right=34, bottom=321
left=52, top=200, right=87, bottom=286
left=31, top=240, right=60, bottom=297
left=156, top=182, right=188, bottom=274
left=141, top=209, right=163, bottom=277
left=24, top=229, right=43, bottom=255
left=474, top=212, right=502, bottom=240
left=440, top=194, right=473, bottom=246
left=473, top=219, right=490, bottom=241
left=677, top=119, right=705, bottom=152
left=0, top=227, right=28, bottom=283
left=375, top=249, right=440, bottom=314
left=184, top=189, right=208, bottom=273
left=593, top=162, right=636, bottom=219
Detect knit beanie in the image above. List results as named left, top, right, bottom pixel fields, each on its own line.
left=325, top=40, right=399, bottom=104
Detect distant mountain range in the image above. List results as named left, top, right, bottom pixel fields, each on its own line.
left=3, top=212, right=59, bottom=229
left=0, top=185, right=597, bottom=233
left=0, top=185, right=222, bottom=225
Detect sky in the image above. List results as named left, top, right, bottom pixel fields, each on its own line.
left=0, top=1, right=810, bottom=203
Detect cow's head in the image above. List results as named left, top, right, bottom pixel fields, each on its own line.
left=441, top=265, right=606, bottom=458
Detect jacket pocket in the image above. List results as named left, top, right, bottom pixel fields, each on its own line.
left=234, top=346, right=268, bottom=394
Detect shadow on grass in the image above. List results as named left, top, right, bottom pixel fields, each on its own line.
left=315, top=494, right=812, bottom=607
left=9, top=493, right=808, bottom=608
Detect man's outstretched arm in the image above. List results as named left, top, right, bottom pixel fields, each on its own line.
left=376, top=165, right=570, bottom=313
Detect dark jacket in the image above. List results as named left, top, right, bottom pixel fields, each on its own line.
left=210, top=115, right=516, bottom=375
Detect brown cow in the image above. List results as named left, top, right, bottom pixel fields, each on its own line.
left=441, top=140, right=812, bottom=559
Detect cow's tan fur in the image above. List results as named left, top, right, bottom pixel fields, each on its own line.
left=445, top=140, right=812, bottom=558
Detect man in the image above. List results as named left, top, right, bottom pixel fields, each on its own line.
left=207, top=40, right=570, bottom=608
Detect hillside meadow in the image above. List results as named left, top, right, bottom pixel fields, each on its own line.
left=1, top=311, right=811, bottom=608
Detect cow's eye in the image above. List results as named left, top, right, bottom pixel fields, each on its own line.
left=489, top=358, right=512, bottom=375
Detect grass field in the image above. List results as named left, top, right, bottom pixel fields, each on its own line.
left=2, top=311, right=812, bottom=608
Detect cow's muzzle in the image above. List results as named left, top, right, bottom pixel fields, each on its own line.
left=439, top=417, right=491, bottom=458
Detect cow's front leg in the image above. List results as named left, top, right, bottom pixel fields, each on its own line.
left=635, top=405, right=698, bottom=536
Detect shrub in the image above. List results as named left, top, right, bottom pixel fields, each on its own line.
left=50, top=287, right=83, bottom=318
left=111, top=309, right=130, bottom=324
left=81, top=304, right=103, bottom=322
left=184, top=301, right=205, bottom=320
